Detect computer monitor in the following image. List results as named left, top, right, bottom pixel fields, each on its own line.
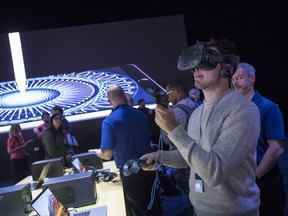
left=72, top=152, right=103, bottom=170
left=32, top=187, right=107, bottom=216
left=32, top=187, right=67, bottom=216
left=31, top=157, right=64, bottom=181
left=43, top=171, right=97, bottom=208
left=0, top=183, right=32, bottom=216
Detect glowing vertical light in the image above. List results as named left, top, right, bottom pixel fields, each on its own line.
left=8, top=32, right=27, bottom=94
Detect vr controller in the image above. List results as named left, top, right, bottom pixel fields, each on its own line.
left=122, top=158, right=157, bottom=177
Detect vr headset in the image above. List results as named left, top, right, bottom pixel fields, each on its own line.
left=177, top=41, right=240, bottom=78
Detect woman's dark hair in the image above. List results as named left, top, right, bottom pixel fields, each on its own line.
left=41, top=111, right=50, bottom=120
left=49, top=113, right=64, bottom=133
left=51, top=106, right=64, bottom=115
left=9, top=124, right=21, bottom=137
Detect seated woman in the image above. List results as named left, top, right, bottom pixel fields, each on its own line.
left=6, top=124, right=32, bottom=183
left=41, top=113, right=70, bottom=160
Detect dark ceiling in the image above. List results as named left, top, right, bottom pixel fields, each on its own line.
left=0, top=6, right=282, bottom=33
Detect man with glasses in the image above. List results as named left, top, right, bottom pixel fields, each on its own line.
left=141, top=39, right=260, bottom=216
left=156, top=80, right=196, bottom=216
left=232, top=62, right=286, bottom=216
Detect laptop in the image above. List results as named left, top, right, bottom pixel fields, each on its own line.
left=32, top=187, right=107, bottom=216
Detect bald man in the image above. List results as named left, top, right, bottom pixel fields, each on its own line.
left=95, top=86, right=160, bottom=216
left=233, top=63, right=286, bottom=216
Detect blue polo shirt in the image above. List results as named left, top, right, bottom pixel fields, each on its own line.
left=252, top=91, right=286, bottom=164
left=100, top=104, right=153, bottom=168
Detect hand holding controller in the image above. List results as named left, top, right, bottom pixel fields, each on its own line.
left=139, top=151, right=161, bottom=171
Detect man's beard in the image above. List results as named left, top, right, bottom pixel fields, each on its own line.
left=194, top=79, right=216, bottom=90
left=194, top=80, right=206, bottom=90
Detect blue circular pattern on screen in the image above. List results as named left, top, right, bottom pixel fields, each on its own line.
left=0, top=70, right=138, bottom=125
left=0, top=89, right=60, bottom=108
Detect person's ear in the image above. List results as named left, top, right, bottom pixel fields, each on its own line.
left=250, top=75, right=256, bottom=85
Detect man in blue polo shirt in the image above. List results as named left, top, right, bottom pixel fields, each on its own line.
left=233, top=62, right=286, bottom=216
left=95, top=86, right=160, bottom=216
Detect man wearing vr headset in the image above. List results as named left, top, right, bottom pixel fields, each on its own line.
left=141, top=39, right=260, bottom=216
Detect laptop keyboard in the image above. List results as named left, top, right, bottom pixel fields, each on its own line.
left=74, top=211, right=90, bottom=216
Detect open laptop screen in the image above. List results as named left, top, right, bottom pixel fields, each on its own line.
left=32, top=187, right=68, bottom=216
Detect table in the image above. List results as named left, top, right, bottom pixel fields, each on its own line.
left=18, top=161, right=126, bottom=216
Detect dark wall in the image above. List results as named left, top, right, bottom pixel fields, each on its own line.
left=0, top=33, right=13, bottom=79
left=0, top=15, right=187, bottom=84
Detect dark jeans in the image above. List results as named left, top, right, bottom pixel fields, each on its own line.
left=120, top=170, right=161, bottom=216
left=281, top=174, right=288, bottom=216
left=160, top=194, right=194, bottom=216
left=256, top=173, right=284, bottom=216
left=158, top=166, right=193, bottom=215
left=11, top=158, right=30, bottom=183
